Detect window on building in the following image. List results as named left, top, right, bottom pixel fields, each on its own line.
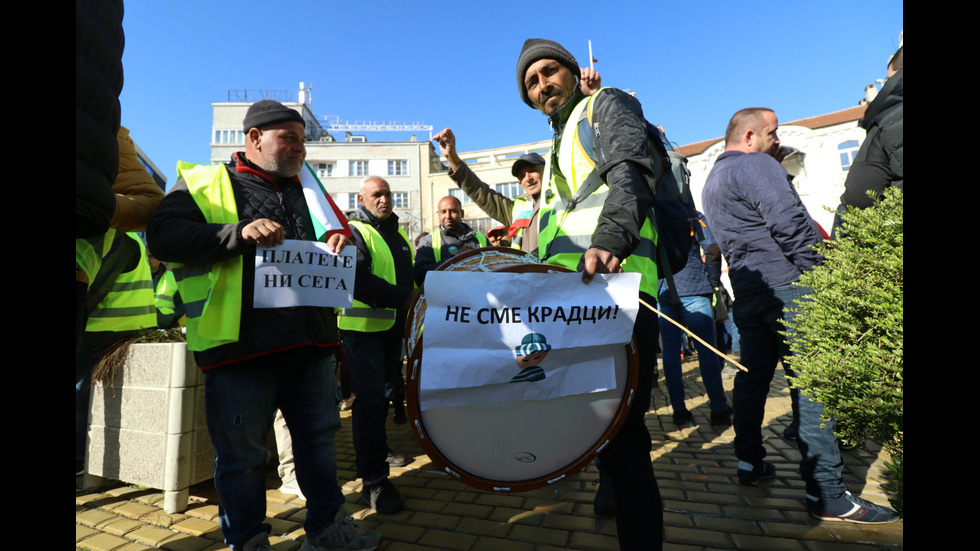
left=213, top=129, right=244, bottom=144
left=393, top=192, right=410, bottom=209
left=496, top=182, right=522, bottom=199
left=388, top=159, right=409, bottom=176
left=316, top=162, right=335, bottom=178
left=838, top=140, right=860, bottom=172
left=468, top=217, right=493, bottom=235
left=350, top=160, right=369, bottom=177
left=448, top=188, right=474, bottom=205
left=348, top=193, right=358, bottom=210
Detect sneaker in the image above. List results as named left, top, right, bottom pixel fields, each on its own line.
left=710, top=407, right=733, bottom=426
left=279, top=480, right=306, bottom=501
left=386, top=448, right=407, bottom=467
left=806, top=491, right=899, bottom=524
left=672, top=408, right=694, bottom=426
left=242, top=530, right=274, bottom=551
left=783, top=425, right=798, bottom=440
left=339, top=396, right=355, bottom=411
left=302, top=508, right=381, bottom=551
left=737, top=461, right=776, bottom=486
left=359, top=478, right=403, bottom=514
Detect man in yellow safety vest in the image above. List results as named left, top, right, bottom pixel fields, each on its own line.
left=413, top=195, right=487, bottom=285
left=339, top=176, right=416, bottom=514
left=147, top=100, right=380, bottom=551
left=517, top=38, right=664, bottom=550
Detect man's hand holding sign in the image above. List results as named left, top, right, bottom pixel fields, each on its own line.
left=254, top=240, right=356, bottom=309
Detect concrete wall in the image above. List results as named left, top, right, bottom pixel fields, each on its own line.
left=86, top=343, right=213, bottom=513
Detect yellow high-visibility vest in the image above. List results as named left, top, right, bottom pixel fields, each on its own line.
left=85, top=232, right=156, bottom=332
left=338, top=220, right=415, bottom=332
left=431, top=228, right=487, bottom=263
left=170, top=162, right=243, bottom=351
left=76, top=229, right=116, bottom=287
left=538, top=89, right=659, bottom=296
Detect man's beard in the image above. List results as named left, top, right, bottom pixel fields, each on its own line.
left=264, top=155, right=304, bottom=179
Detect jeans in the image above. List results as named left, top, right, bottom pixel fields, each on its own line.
left=204, top=346, right=344, bottom=549
left=732, top=284, right=845, bottom=498
left=342, top=328, right=402, bottom=484
left=723, top=315, right=740, bottom=353
left=597, top=294, right=663, bottom=551
left=657, top=295, right=729, bottom=413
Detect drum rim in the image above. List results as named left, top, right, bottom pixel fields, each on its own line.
left=403, top=246, right=640, bottom=493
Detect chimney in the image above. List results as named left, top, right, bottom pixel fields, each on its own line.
left=298, top=81, right=312, bottom=108
left=864, top=83, right=878, bottom=103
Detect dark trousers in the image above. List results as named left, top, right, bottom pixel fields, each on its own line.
left=598, top=294, right=663, bottom=550
left=204, top=347, right=345, bottom=549
left=732, top=284, right=845, bottom=498
left=342, top=327, right=403, bottom=484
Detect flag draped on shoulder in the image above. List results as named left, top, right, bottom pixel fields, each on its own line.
left=299, top=162, right=351, bottom=242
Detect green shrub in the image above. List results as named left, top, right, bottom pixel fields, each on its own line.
left=784, top=188, right=902, bottom=514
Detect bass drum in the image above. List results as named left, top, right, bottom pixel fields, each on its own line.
left=404, top=247, right=638, bottom=492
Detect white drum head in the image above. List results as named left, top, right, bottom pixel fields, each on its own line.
left=405, top=247, right=638, bottom=492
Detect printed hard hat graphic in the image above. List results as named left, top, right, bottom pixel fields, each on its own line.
left=515, top=332, right=552, bottom=357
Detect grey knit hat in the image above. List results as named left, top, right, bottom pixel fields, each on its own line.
left=515, top=333, right=552, bottom=356
left=242, top=99, right=305, bottom=133
left=516, top=39, right=580, bottom=108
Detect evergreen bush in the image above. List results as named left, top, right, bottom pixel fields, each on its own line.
left=784, top=188, right=903, bottom=515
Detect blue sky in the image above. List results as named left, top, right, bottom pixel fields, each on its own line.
left=118, top=1, right=902, bottom=188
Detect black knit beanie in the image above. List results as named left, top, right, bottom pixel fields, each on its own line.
left=516, top=39, right=580, bottom=108
left=242, top=99, right=305, bottom=133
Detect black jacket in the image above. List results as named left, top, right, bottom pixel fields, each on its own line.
left=146, top=153, right=340, bottom=368
left=840, top=68, right=903, bottom=209
left=413, top=222, right=484, bottom=286
left=76, top=0, right=125, bottom=238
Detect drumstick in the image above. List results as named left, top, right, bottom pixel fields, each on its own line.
left=638, top=297, right=748, bottom=372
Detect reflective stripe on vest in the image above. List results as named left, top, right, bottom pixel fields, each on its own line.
left=338, top=220, right=414, bottom=332
left=538, top=90, right=659, bottom=296
left=86, top=232, right=157, bottom=332
left=171, top=162, right=244, bottom=351
left=431, top=228, right=488, bottom=263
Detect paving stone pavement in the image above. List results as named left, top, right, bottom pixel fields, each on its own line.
left=77, top=354, right=903, bottom=550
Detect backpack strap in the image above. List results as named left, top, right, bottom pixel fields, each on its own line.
left=571, top=89, right=686, bottom=305
left=562, top=92, right=604, bottom=213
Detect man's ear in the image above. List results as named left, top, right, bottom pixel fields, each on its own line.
left=247, top=127, right=263, bottom=149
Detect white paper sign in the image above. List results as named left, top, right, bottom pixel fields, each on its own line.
left=253, top=240, right=356, bottom=308
left=419, top=271, right=640, bottom=410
